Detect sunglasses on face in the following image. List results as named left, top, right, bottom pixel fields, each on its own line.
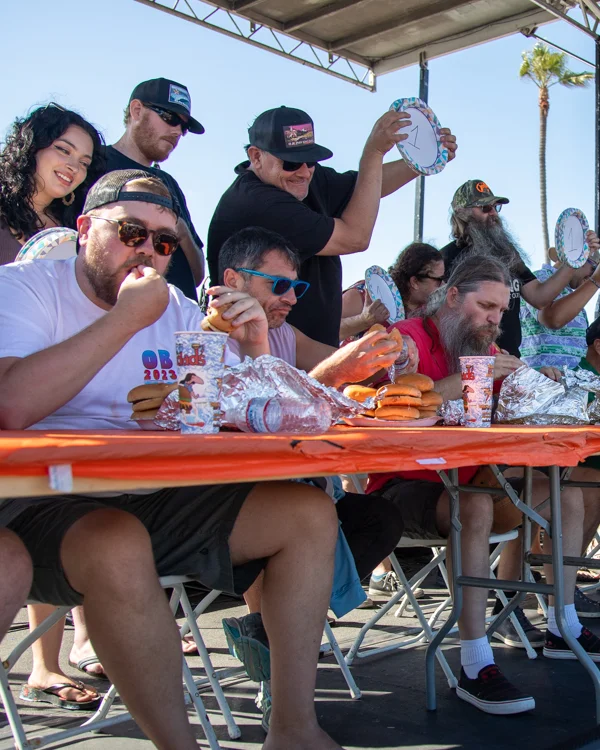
left=480, top=203, right=502, bottom=214
left=416, top=273, right=445, bottom=285
left=235, top=268, right=310, bottom=298
left=281, top=160, right=317, bottom=172
left=88, top=216, right=179, bottom=256
left=143, top=103, right=189, bottom=135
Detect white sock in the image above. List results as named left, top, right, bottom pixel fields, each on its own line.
left=461, top=636, right=494, bottom=679
left=547, top=604, right=583, bottom=638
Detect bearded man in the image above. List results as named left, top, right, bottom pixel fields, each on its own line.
left=441, top=180, right=573, bottom=356
left=104, top=78, right=205, bottom=300
left=365, top=254, right=600, bottom=717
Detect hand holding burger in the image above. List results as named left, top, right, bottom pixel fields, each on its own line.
left=205, top=286, right=269, bottom=357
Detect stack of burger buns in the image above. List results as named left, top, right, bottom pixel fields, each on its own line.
left=343, top=373, right=443, bottom=422
left=127, top=383, right=178, bottom=421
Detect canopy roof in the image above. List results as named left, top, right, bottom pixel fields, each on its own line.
left=135, top=0, right=593, bottom=90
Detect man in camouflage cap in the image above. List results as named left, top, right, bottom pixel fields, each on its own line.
left=441, top=178, right=572, bottom=357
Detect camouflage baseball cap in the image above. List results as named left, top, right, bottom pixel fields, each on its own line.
left=451, top=180, right=509, bottom=210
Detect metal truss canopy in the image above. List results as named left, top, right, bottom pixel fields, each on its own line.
left=135, top=0, right=599, bottom=91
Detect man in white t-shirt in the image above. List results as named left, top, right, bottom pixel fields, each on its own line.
left=0, top=170, right=345, bottom=750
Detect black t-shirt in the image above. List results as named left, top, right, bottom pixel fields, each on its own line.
left=207, top=162, right=357, bottom=346
left=441, top=240, right=536, bottom=357
left=103, top=146, right=202, bottom=302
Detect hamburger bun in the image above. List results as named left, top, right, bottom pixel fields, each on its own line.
left=201, top=302, right=234, bottom=333
left=367, top=323, right=387, bottom=334
left=128, top=382, right=178, bottom=404
left=420, top=391, right=444, bottom=408
left=131, top=396, right=166, bottom=413
left=377, top=395, right=423, bottom=408
left=343, top=385, right=377, bottom=403
left=362, top=409, right=377, bottom=418
left=130, top=407, right=160, bottom=421
left=387, top=327, right=403, bottom=346
left=419, top=409, right=439, bottom=419
left=375, top=405, right=420, bottom=421
left=376, top=383, right=421, bottom=400
left=394, top=373, right=435, bottom=393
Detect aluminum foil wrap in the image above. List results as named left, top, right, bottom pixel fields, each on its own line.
left=563, top=367, right=600, bottom=423
left=387, top=340, right=410, bottom=384
left=221, top=355, right=369, bottom=426
left=495, top=365, right=588, bottom=425
left=440, top=399, right=464, bottom=426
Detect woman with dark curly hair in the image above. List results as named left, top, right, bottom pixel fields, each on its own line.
left=340, top=242, right=444, bottom=341
left=0, top=103, right=104, bottom=265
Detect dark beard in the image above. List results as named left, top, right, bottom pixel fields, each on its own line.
left=81, top=250, right=156, bottom=307
left=135, top=112, right=174, bottom=164
left=437, top=306, right=500, bottom=372
left=462, top=218, right=527, bottom=272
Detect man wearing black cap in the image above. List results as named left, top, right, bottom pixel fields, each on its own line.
left=442, top=179, right=573, bottom=356
left=208, top=105, right=457, bottom=346
left=104, top=77, right=205, bottom=301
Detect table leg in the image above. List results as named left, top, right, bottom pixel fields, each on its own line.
left=549, top=466, right=600, bottom=723
left=425, top=468, right=463, bottom=711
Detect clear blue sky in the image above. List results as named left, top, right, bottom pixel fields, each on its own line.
left=1, top=1, right=597, bottom=298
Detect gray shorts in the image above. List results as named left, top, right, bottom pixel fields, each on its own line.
left=7, top=484, right=264, bottom=607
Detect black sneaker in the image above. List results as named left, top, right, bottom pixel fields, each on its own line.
left=574, top=587, right=600, bottom=618
left=490, top=606, right=545, bottom=649
left=456, top=665, right=535, bottom=715
left=543, top=626, right=600, bottom=661
left=222, top=613, right=271, bottom=682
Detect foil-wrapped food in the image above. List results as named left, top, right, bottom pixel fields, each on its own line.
left=495, top=365, right=589, bottom=425
left=439, top=399, right=465, bottom=426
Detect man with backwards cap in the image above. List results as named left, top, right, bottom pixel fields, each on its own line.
left=442, top=179, right=574, bottom=357
left=104, top=77, right=206, bottom=301
left=0, top=169, right=347, bottom=750
left=207, top=105, right=457, bottom=346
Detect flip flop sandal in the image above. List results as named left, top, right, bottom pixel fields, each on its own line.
left=19, top=681, right=102, bottom=711
left=181, top=635, right=199, bottom=656
left=68, top=656, right=109, bottom=680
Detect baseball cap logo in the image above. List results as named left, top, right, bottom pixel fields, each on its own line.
left=475, top=181, right=491, bottom=194
left=168, top=84, right=191, bottom=113
left=283, top=123, right=314, bottom=149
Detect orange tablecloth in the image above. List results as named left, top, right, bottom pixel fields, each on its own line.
left=0, top=425, right=600, bottom=497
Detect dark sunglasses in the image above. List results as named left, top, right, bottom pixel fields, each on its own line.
left=144, top=103, right=189, bottom=135
left=235, top=268, right=310, bottom=298
left=481, top=203, right=502, bottom=214
left=416, top=273, right=445, bottom=284
left=281, top=160, right=317, bottom=172
left=88, top=216, right=179, bottom=256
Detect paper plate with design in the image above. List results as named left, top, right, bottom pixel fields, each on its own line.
left=364, top=265, right=404, bottom=323
left=555, top=208, right=589, bottom=268
left=389, top=97, right=448, bottom=176
left=16, top=227, right=78, bottom=262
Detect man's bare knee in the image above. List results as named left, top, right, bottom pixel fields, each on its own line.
left=0, top=529, right=32, bottom=602
left=61, top=509, right=154, bottom=593
left=460, top=493, right=493, bottom=534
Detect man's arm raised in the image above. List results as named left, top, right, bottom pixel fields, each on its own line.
left=0, top=266, right=169, bottom=430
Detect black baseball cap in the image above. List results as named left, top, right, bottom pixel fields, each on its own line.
left=586, top=318, right=600, bottom=346
left=129, top=78, right=204, bottom=135
left=452, top=179, right=509, bottom=210
left=248, top=106, right=332, bottom=163
left=83, top=169, right=179, bottom=217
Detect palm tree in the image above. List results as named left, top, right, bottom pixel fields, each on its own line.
left=519, top=43, right=593, bottom=259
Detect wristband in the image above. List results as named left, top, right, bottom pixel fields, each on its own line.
left=588, top=277, right=600, bottom=290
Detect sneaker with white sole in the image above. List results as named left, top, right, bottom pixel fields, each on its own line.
left=222, top=613, right=271, bottom=682
left=368, top=571, right=424, bottom=599
left=543, top=626, right=600, bottom=661
left=490, top=606, right=546, bottom=649
left=574, top=587, right=600, bottom=618
left=255, top=681, right=271, bottom=733
left=456, top=665, right=535, bottom=715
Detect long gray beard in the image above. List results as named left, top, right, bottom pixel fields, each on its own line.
left=463, top=218, right=528, bottom=272
left=436, top=307, right=500, bottom=372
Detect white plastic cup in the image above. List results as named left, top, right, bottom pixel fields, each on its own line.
left=175, top=331, right=228, bottom=434
left=459, top=356, right=495, bottom=428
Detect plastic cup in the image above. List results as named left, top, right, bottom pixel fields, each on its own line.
left=175, top=331, right=228, bottom=434
left=459, top=356, right=495, bottom=428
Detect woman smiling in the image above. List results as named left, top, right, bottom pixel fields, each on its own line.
left=0, top=103, right=104, bottom=265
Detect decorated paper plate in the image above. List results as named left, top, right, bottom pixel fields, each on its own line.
left=555, top=208, right=589, bottom=268
left=343, top=416, right=441, bottom=428
left=16, top=227, right=78, bottom=262
left=365, top=265, right=405, bottom=323
left=389, top=97, right=448, bottom=176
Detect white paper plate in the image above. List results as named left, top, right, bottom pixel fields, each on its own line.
left=364, top=265, right=405, bottom=323
left=555, top=208, right=589, bottom=268
left=389, top=97, right=448, bottom=176
left=16, top=227, right=77, bottom=262
left=342, top=416, right=441, bottom=428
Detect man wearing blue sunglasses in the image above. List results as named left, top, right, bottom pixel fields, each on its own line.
left=208, top=105, right=457, bottom=347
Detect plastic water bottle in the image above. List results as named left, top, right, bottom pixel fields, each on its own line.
left=231, top=397, right=332, bottom=434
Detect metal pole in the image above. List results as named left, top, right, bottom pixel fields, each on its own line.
left=414, top=52, right=429, bottom=241
left=596, top=39, right=600, bottom=233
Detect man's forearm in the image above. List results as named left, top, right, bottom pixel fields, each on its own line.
left=538, top=277, right=598, bottom=329
left=339, top=313, right=368, bottom=340
left=0, top=313, right=136, bottom=429
left=434, top=373, right=462, bottom=402
left=381, top=159, right=419, bottom=197
left=338, top=148, right=385, bottom=249
left=177, top=219, right=205, bottom=287
left=523, top=264, right=572, bottom=309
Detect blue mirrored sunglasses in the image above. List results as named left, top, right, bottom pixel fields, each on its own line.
left=235, top=268, right=310, bottom=298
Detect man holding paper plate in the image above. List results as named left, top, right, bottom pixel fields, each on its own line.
left=442, top=180, right=577, bottom=357
left=208, top=106, right=457, bottom=347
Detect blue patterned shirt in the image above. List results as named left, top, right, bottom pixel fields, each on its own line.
left=520, top=264, right=589, bottom=369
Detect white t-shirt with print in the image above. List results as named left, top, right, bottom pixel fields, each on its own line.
left=0, top=257, right=205, bottom=431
